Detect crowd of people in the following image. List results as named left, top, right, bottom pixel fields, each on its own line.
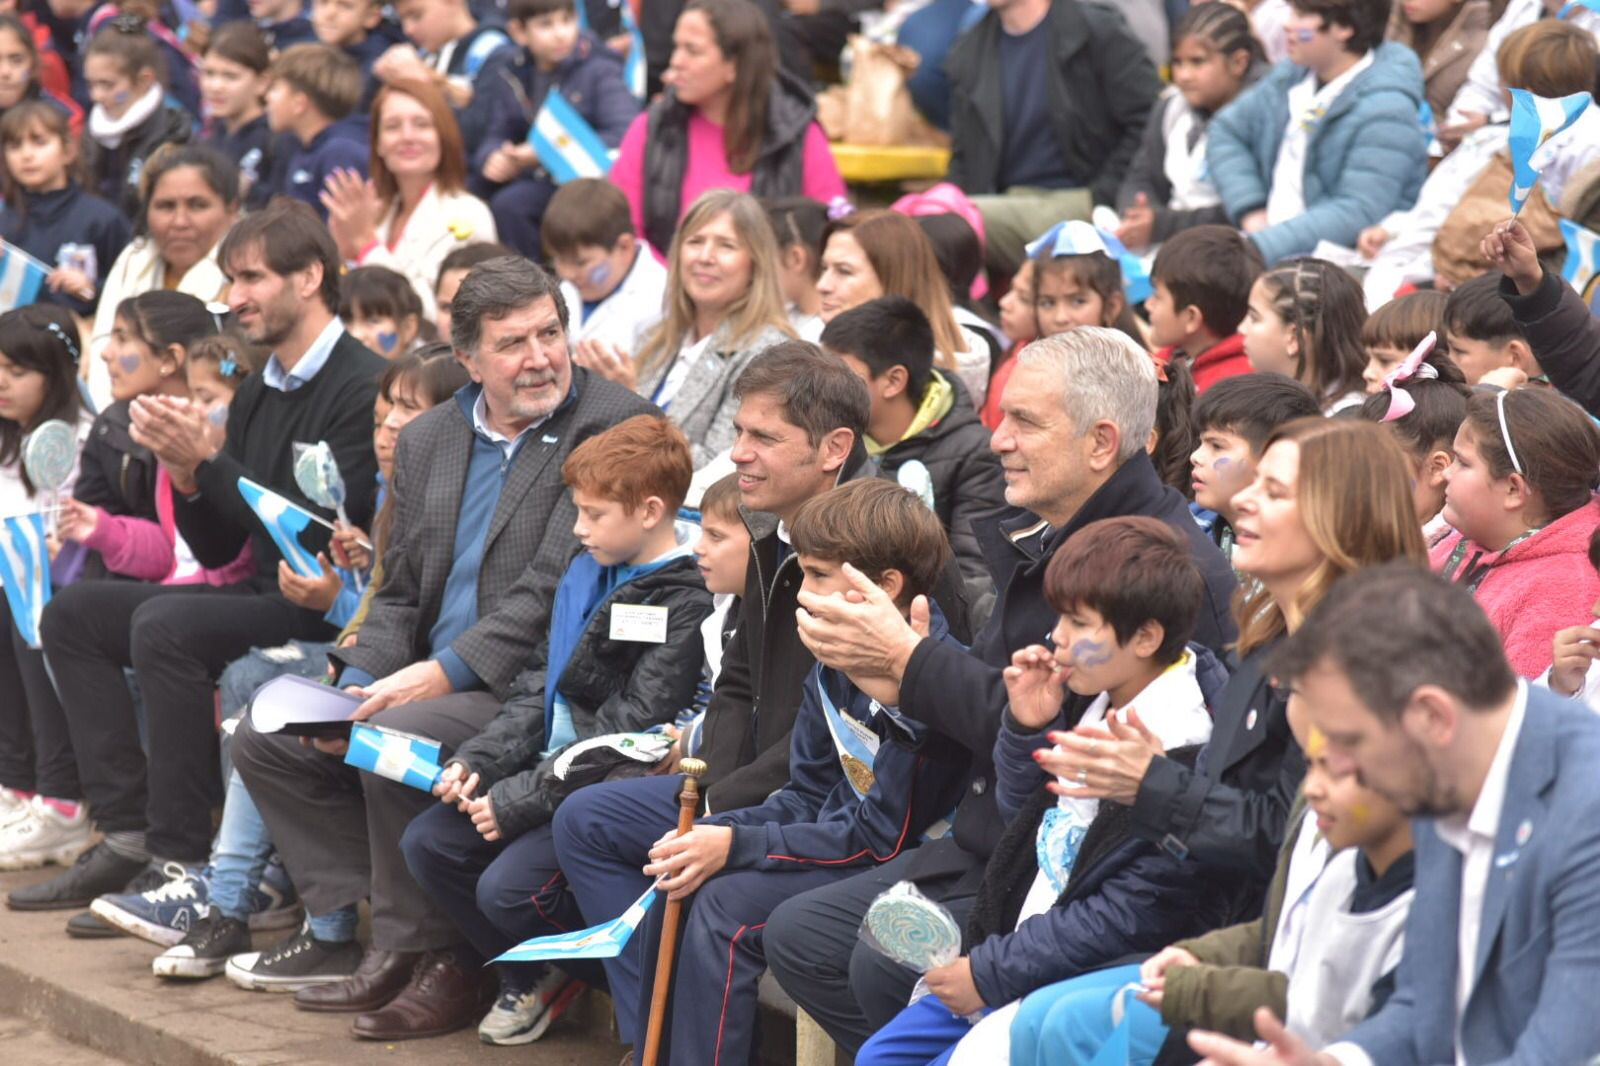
left=0, top=0, right=1596, bottom=1062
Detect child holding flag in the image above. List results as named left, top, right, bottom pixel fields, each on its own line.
left=0, top=304, right=93, bottom=872
left=471, top=0, right=639, bottom=259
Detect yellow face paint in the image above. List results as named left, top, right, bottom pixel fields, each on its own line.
left=1305, top=726, right=1327, bottom=759
left=1350, top=800, right=1372, bottom=826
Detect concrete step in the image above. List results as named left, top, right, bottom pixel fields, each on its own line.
left=0, top=868, right=625, bottom=1066
left=0, top=1011, right=130, bottom=1064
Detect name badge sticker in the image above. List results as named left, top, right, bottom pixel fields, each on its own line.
left=610, top=604, right=669, bottom=643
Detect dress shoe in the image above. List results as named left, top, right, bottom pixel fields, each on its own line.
left=295, top=946, right=420, bottom=1013
left=66, top=911, right=125, bottom=938
left=6, top=843, right=147, bottom=911
left=351, top=950, right=492, bottom=1041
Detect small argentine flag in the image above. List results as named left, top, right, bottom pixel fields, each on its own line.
left=0, top=241, right=49, bottom=312
left=495, top=880, right=659, bottom=963
left=1418, top=99, right=1438, bottom=150
left=1561, top=218, right=1600, bottom=312
left=0, top=512, right=51, bottom=648
left=617, top=0, right=646, bottom=100
left=529, top=91, right=614, bottom=184
left=345, top=723, right=443, bottom=792
left=237, top=477, right=325, bottom=579
left=1507, top=89, right=1592, bottom=214
left=1558, top=0, right=1599, bottom=17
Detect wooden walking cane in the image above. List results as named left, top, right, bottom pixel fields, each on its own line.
left=641, top=756, right=707, bottom=1066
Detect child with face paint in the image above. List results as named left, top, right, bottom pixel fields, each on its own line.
left=58, top=292, right=255, bottom=587
left=1006, top=723, right=1415, bottom=1066
left=0, top=100, right=131, bottom=317
left=1357, top=335, right=1468, bottom=535
left=0, top=12, right=80, bottom=135
left=1188, top=372, right=1321, bottom=560
left=339, top=265, right=429, bottom=359
left=855, top=515, right=1224, bottom=1065
left=543, top=178, right=666, bottom=359
left=80, top=17, right=194, bottom=222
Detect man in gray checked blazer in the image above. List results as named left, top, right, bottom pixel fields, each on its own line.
left=232, top=257, right=657, bottom=1040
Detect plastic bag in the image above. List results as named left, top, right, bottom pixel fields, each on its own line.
left=859, top=880, right=962, bottom=973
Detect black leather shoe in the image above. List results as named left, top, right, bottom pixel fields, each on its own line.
left=6, top=843, right=146, bottom=911
left=66, top=911, right=125, bottom=938
left=295, top=946, right=420, bottom=1013
left=351, top=950, right=494, bottom=1040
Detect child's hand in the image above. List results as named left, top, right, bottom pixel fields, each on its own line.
left=1003, top=643, right=1066, bottom=730
left=1438, top=110, right=1487, bottom=150
left=1138, top=944, right=1200, bottom=1010
left=1239, top=210, right=1269, bottom=234
left=45, top=266, right=94, bottom=302
left=644, top=824, right=733, bottom=900
left=330, top=524, right=372, bottom=571
left=1549, top=624, right=1600, bottom=697
left=1356, top=225, right=1389, bottom=259
left=650, top=736, right=684, bottom=775
left=468, top=794, right=501, bottom=841
left=923, top=957, right=983, bottom=1016
left=55, top=498, right=101, bottom=544
left=1115, top=193, right=1155, bottom=252
left=374, top=43, right=429, bottom=85
left=277, top=553, right=343, bottom=612
left=1480, top=219, right=1541, bottom=295
left=605, top=31, right=634, bottom=55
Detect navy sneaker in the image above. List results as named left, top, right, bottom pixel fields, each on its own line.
left=248, top=856, right=302, bottom=932
left=90, top=863, right=208, bottom=947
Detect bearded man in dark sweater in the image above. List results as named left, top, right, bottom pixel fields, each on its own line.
left=11, top=203, right=386, bottom=917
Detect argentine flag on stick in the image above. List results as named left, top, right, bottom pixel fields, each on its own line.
left=529, top=92, right=613, bottom=184
left=1507, top=89, right=1592, bottom=216
left=237, top=477, right=326, bottom=579
left=1558, top=0, right=1600, bottom=17
left=0, top=513, right=51, bottom=648
left=1562, top=218, right=1600, bottom=313
left=618, top=0, right=646, bottom=99
left=0, top=241, right=49, bottom=312
left=494, top=880, right=660, bottom=963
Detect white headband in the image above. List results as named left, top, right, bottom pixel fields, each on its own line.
left=1496, top=389, right=1523, bottom=477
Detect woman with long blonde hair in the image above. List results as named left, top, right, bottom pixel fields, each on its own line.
left=582, top=189, right=792, bottom=468
left=1042, top=417, right=1424, bottom=879
left=816, top=209, right=991, bottom=403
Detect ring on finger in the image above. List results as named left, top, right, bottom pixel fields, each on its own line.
left=1077, top=768, right=1088, bottom=784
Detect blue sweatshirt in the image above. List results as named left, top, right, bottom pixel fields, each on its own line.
left=703, top=602, right=971, bottom=871
left=0, top=182, right=131, bottom=316
left=277, top=116, right=369, bottom=220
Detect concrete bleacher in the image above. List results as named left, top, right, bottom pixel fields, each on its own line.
left=0, top=866, right=834, bottom=1066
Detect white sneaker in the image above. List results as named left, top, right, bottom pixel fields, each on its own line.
left=478, top=967, right=582, bottom=1045
left=0, top=787, right=31, bottom=827
left=0, top=796, right=92, bottom=871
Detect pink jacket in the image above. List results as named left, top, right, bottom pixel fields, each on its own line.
left=1430, top=500, right=1600, bottom=678
left=81, top=466, right=253, bottom=586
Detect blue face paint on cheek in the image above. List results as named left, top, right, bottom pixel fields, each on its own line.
left=1292, top=27, right=1316, bottom=42
left=117, top=354, right=143, bottom=374
left=1068, top=638, right=1114, bottom=668
left=206, top=405, right=228, bottom=428
left=1213, top=456, right=1232, bottom=473
left=377, top=331, right=398, bottom=354
left=112, top=90, right=130, bottom=107
left=584, top=261, right=612, bottom=290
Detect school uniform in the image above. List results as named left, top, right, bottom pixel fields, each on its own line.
left=277, top=116, right=369, bottom=221
left=0, top=182, right=131, bottom=316
left=627, top=607, right=970, bottom=1066
left=428, top=23, right=516, bottom=150
left=556, top=242, right=668, bottom=356
left=470, top=32, right=639, bottom=258
left=204, top=114, right=281, bottom=211
left=81, top=94, right=193, bottom=221
left=257, top=14, right=317, bottom=50
left=347, top=21, right=407, bottom=111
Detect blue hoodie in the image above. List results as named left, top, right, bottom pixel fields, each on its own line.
left=1207, top=42, right=1428, bottom=264
left=703, top=601, right=971, bottom=871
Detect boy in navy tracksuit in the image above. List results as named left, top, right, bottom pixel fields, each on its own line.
left=470, top=0, right=638, bottom=258
left=379, top=0, right=514, bottom=147
left=400, top=415, right=714, bottom=1046
left=250, top=0, right=319, bottom=49
left=623, top=479, right=972, bottom=1066
left=262, top=43, right=368, bottom=220
left=310, top=0, right=407, bottom=108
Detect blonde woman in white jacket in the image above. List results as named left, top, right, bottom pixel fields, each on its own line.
left=87, top=147, right=237, bottom=411
left=322, top=78, right=497, bottom=324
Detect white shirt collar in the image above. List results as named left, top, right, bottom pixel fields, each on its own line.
left=263, top=318, right=344, bottom=393
left=1292, top=51, right=1375, bottom=118
left=470, top=387, right=544, bottom=457
left=1436, top=681, right=1528, bottom=852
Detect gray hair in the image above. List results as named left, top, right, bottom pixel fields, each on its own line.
left=448, top=255, right=569, bottom=356
left=1017, top=329, right=1157, bottom=462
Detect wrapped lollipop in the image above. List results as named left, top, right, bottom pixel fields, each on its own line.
left=292, top=440, right=369, bottom=588
left=860, top=880, right=963, bottom=973
left=23, top=419, right=78, bottom=534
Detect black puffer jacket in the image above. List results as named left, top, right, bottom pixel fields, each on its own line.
left=73, top=401, right=158, bottom=519
left=449, top=552, right=713, bottom=840
left=82, top=103, right=193, bottom=221
left=641, top=69, right=817, bottom=255
left=874, top=372, right=1006, bottom=625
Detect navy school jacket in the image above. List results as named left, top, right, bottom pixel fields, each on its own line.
left=702, top=602, right=971, bottom=872
left=441, top=24, right=516, bottom=149
left=0, top=182, right=131, bottom=316
left=277, top=116, right=369, bottom=221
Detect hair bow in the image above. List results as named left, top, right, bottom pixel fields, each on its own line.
left=826, top=195, right=855, bottom=222
left=1380, top=331, right=1440, bottom=422
left=1024, top=220, right=1153, bottom=304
